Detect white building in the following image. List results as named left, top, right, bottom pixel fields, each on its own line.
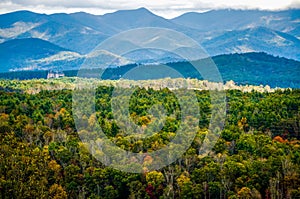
left=47, top=71, right=65, bottom=79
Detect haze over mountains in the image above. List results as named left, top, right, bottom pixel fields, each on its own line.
left=0, top=7, right=299, bottom=72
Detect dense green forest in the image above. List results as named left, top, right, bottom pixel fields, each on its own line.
left=0, top=79, right=300, bottom=198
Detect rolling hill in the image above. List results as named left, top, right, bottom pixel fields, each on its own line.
left=0, top=38, right=133, bottom=72
left=172, top=9, right=300, bottom=38
left=1, top=52, right=299, bottom=88
left=0, top=38, right=71, bottom=72
left=111, top=52, right=300, bottom=88
left=202, top=27, right=300, bottom=60
left=0, top=8, right=299, bottom=59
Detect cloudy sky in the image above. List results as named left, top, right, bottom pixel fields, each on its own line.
left=0, top=0, right=299, bottom=18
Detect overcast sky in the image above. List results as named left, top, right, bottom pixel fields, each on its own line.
left=0, top=0, right=299, bottom=18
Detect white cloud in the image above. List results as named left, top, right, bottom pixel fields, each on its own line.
left=0, top=0, right=299, bottom=18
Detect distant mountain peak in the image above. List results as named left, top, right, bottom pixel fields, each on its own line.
left=135, top=7, right=152, bottom=12
left=105, top=7, right=154, bottom=17
left=135, top=7, right=148, bottom=11
left=0, top=10, right=36, bottom=16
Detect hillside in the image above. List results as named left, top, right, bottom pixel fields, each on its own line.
left=202, top=27, right=300, bottom=60
left=0, top=9, right=299, bottom=58
left=172, top=9, right=300, bottom=38
left=107, top=52, right=300, bottom=88
left=0, top=38, right=71, bottom=72
left=212, top=52, right=300, bottom=88
left=1, top=52, right=299, bottom=88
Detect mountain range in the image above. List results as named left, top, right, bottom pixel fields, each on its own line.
left=0, top=8, right=299, bottom=72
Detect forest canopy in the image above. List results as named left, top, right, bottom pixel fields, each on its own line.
left=0, top=78, right=299, bottom=198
